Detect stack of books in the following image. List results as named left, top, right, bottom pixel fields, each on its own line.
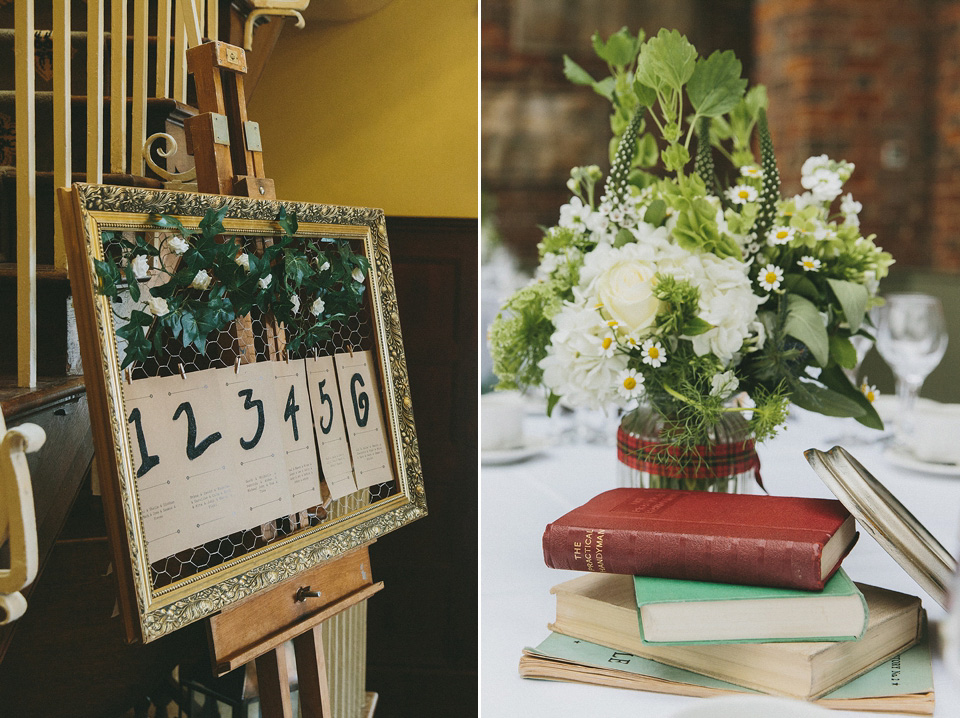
left=523, top=488, right=934, bottom=713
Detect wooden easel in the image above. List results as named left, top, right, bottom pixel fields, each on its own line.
left=183, top=41, right=382, bottom=717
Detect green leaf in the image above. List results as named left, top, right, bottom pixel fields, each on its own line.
left=592, top=27, right=637, bottom=67
left=180, top=311, right=199, bottom=349
left=687, top=50, right=747, bottom=119
left=829, top=334, right=857, bottom=369
left=636, top=29, right=697, bottom=95
left=682, top=317, right=713, bottom=336
left=632, top=79, right=657, bottom=108
left=546, top=392, right=561, bottom=418
left=277, top=207, right=299, bottom=237
left=563, top=55, right=595, bottom=86
left=592, top=77, right=615, bottom=101
left=93, top=258, right=120, bottom=297
left=744, top=84, right=769, bottom=121
left=819, top=364, right=884, bottom=430
left=781, top=273, right=819, bottom=302
left=285, top=253, right=314, bottom=287
left=784, top=294, right=829, bottom=366
left=613, top=228, right=634, bottom=248
left=826, top=278, right=868, bottom=331
left=152, top=214, right=195, bottom=237
left=790, top=380, right=866, bottom=418
left=643, top=199, right=667, bottom=227
left=124, top=263, right=141, bottom=302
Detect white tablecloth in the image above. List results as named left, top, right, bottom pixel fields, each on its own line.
left=480, top=407, right=960, bottom=717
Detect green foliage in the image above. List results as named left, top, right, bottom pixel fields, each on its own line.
left=784, top=293, right=828, bottom=366
left=693, top=117, right=718, bottom=195
left=489, top=283, right=563, bottom=391
left=686, top=50, right=747, bottom=119
left=752, top=108, right=781, bottom=243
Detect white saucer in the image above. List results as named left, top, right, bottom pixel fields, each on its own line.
left=884, top=446, right=960, bottom=476
left=670, top=695, right=832, bottom=718
left=481, top=437, right=551, bottom=466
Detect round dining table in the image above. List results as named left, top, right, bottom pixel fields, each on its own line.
left=480, top=401, right=960, bottom=717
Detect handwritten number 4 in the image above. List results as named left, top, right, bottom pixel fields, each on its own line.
left=284, top=384, right=300, bottom=441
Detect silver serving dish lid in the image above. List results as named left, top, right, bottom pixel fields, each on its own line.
left=805, top=446, right=956, bottom=609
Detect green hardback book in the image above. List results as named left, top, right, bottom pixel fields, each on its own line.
left=634, top=568, right=868, bottom=645
left=519, top=625, right=934, bottom=713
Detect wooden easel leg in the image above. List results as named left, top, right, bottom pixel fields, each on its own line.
left=293, top=624, right=333, bottom=718
left=255, top=647, right=294, bottom=718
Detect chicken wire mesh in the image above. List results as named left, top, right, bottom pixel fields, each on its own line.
left=107, top=229, right=397, bottom=591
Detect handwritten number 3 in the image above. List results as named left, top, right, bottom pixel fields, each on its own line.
left=128, top=408, right=159, bottom=478
left=350, top=373, right=369, bottom=427
left=238, top=389, right=265, bottom=450
left=173, top=402, right=222, bottom=460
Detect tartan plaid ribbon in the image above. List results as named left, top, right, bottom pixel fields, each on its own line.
left=617, top=425, right=764, bottom=490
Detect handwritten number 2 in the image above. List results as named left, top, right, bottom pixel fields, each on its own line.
left=238, top=389, right=265, bottom=450
left=284, top=384, right=300, bottom=441
left=317, top=379, right=334, bottom=435
left=350, top=373, right=369, bottom=427
left=128, top=408, right=159, bottom=478
left=172, top=402, right=222, bottom=460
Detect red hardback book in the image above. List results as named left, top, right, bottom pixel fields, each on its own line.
left=542, top=488, right=859, bottom=591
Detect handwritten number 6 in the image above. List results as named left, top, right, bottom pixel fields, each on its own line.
left=350, top=373, right=369, bottom=428
left=238, top=389, right=265, bottom=450
left=128, top=408, right=159, bottom=478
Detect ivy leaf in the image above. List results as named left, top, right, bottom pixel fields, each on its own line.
left=829, top=334, right=857, bottom=369
left=152, top=214, right=196, bottom=237
left=285, top=253, right=314, bottom=287
left=277, top=207, right=299, bottom=237
left=784, top=294, right=829, bottom=366
left=635, top=29, right=697, bottom=96
left=93, top=258, right=120, bottom=297
left=687, top=50, right=747, bottom=118
left=200, top=204, right=230, bottom=231
left=124, top=262, right=141, bottom=302
left=180, top=311, right=199, bottom=349
left=826, top=278, right=868, bottom=331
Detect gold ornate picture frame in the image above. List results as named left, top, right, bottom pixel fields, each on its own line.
left=59, top=183, right=426, bottom=643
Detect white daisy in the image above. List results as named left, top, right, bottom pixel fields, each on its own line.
left=291, top=294, right=301, bottom=315
left=766, top=226, right=796, bottom=246
left=131, top=254, right=150, bottom=280
left=757, top=264, right=784, bottom=292
left=258, top=274, right=273, bottom=290
left=144, top=296, right=169, bottom=317
left=740, top=165, right=763, bottom=179
left=616, top=368, right=645, bottom=400
left=860, top=381, right=879, bottom=403
left=797, top=256, right=821, bottom=272
left=597, top=334, right=617, bottom=358
left=167, top=236, right=189, bottom=255
left=726, top=184, right=758, bottom=205
left=310, top=297, right=325, bottom=316
left=640, top=339, right=666, bottom=368
left=190, top=269, right=212, bottom=290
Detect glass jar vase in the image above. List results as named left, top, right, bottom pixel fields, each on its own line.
left=616, top=406, right=761, bottom=492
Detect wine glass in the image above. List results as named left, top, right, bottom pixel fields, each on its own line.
left=874, top=293, right=948, bottom=449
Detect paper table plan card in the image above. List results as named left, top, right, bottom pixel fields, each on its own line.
left=335, top=350, right=395, bottom=490
left=271, top=363, right=324, bottom=512
left=305, top=356, right=358, bottom=500
left=124, top=371, right=241, bottom=562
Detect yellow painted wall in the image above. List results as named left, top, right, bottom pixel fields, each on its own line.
left=248, top=0, right=478, bottom=218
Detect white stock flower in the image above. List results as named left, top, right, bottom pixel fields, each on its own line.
left=801, top=167, right=843, bottom=203
left=168, top=236, right=189, bottom=255
left=801, top=154, right=831, bottom=177
left=310, top=297, right=325, bottom=316
left=131, top=254, right=150, bottom=280
left=352, top=267, right=365, bottom=283
left=726, top=184, right=758, bottom=205
left=709, top=370, right=739, bottom=398
left=758, top=264, right=784, bottom=292
left=235, top=252, right=251, bottom=272
left=190, top=269, right=212, bottom=290
left=144, top=296, right=169, bottom=317
left=559, top=196, right=591, bottom=229
left=291, top=295, right=301, bottom=315
left=258, top=274, right=273, bottom=290
left=840, top=192, right=862, bottom=216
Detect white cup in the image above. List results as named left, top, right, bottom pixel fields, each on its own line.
left=480, top=391, right=525, bottom=451
left=911, top=403, right=960, bottom=464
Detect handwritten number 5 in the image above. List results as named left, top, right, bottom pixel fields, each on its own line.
left=317, top=379, right=334, bottom=435
left=128, top=408, right=160, bottom=478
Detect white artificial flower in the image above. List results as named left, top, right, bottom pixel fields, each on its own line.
left=168, top=236, right=189, bottom=255
left=766, top=226, right=796, bottom=246
left=726, top=184, right=758, bottom=205
left=131, top=254, right=150, bottom=280
left=235, top=252, right=251, bottom=272
left=144, top=296, right=169, bottom=317
left=258, top=274, right=273, bottom=290
left=615, top=368, right=645, bottom=401
left=758, top=264, right=784, bottom=292
left=798, top=256, right=821, bottom=272
left=310, top=297, right=325, bottom=316
left=352, top=267, right=365, bottom=284
left=801, top=167, right=843, bottom=203
left=190, top=269, right=212, bottom=290
left=709, top=370, right=739, bottom=398
left=860, top=380, right=878, bottom=403
left=319, top=260, right=330, bottom=272
left=291, top=294, right=301, bottom=315
left=740, top=165, right=763, bottom=179
left=640, top=339, right=666, bottom=368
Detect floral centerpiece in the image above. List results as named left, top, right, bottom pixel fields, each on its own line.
left=489, top=28, right=892, bottom=489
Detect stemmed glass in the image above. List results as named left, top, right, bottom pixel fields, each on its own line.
left=874, top=294, right=948, bottom=449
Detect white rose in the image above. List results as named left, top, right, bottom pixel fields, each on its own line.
left=168, top=236, right=189, bottom=255
left=595, top=259, right=660, bottom=335
left=190, top=269, right=212, bottom=290
left=144, top=296, right=169, bottom=317
left=310, top=297, right=325, bottom=316
left=131, top=254, right=150, bottom=280
left=352, top=267, right=365, bottom=284
left=258, top=274, right=273, bottom=290
left=235, top=252, right=250, bottom=272
left=291, top=295, right=301, bottom=315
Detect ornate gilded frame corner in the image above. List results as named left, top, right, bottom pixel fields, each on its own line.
left=60, top=183, right=426, bottom=643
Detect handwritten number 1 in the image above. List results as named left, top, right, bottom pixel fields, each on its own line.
left=173, top=402, right=222, bottom=460
left=238, top=389, right=265, bottom=450
left=128, top=408, right=159, bottom=478
left=284, top=384, right=301, bottom=441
